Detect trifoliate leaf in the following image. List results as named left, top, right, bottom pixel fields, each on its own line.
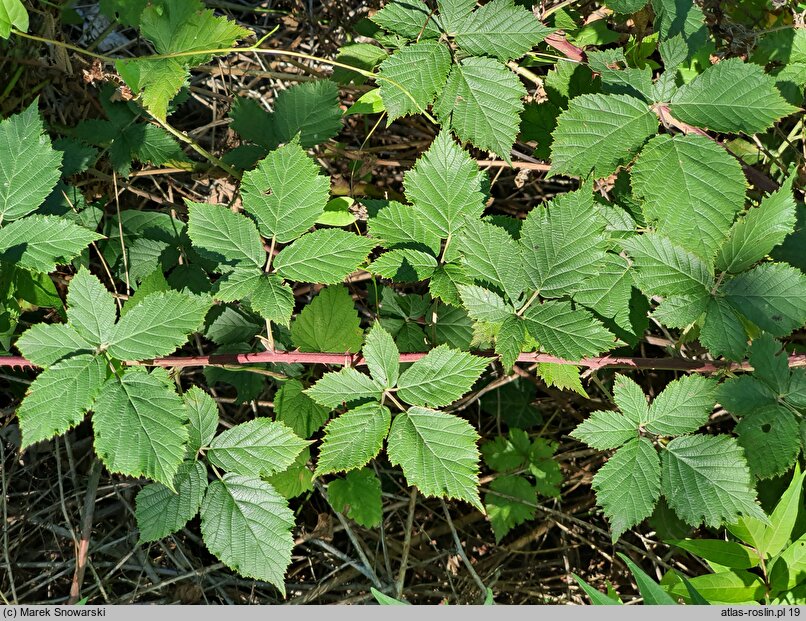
left=724, top=263, right=806, bottom=337
left=15, top=323, right=93, bottom=368
left=481, top=428, right=532, bottom=471
left=107, top=291, right=210, bottom=360
left=485, top=475, right=537, bottom=542
left=184, top=386, right=218, bottom=454
left=369, top=248, right=438, bottom=281
left=208, top=419, right=308, bottom=477
left=495, top=315, right=525, bottom=372
left=458, top=285, right=513, bottom=324
left=645, top=375, right=717, bottom=436
left=363, top=323, right=400, bottom=388
left=186, top=201, right=265, bottom=269
left=622, top=233, right=713, bottom=300
left=0, top=215, right=100, bottom=274
left=214, top=269, right=294, bottom=327
left=0, top=102, right=62, bottom=222
left=274, top=229, right=375, bottom=284
left=306, top=368, right=384, bottom=409
left=0, top=0, right=28, bottom=38
left=523, top=300, right=617, bottom=360
left=661, top=434, right=767, bottom=528
left=716, top=176, right=797, bottom=274
left=378, top=41, right=451, bottom=121
left=327, top=468, right=383, bottom=528
left=387, top=406, right=482, bottom=510
left=571, top=408, right=638, bottom=451
left=200, top=474, right=294, bottom=595
left=736, top=405, right=801, bottom=480
left=456, top=218, right=523, bottom=304
left=397, top=344, right=488, bottom=407
left=549, top=93, right=657, bottom=178
left=17, top=354, right=108, bottom=448
left=367, top=200, right=441, bottom=254
left=593, top=437, right=660, bottom=540
left=632, top=134, right=746, bottom=259
left=700, top=297, right=748, bottom=361
left=290, top=285, right=363, bottom=353
left=454, top=0, right=553, bottom=61
left=315, top=403, right=391, bottom=476
left=136, top=460, right=208, bottom=542
left=92, top=368, right=188, bottom=487
left=434, top=56, right=526, bottom=161
left=371, top=0, right=441, bottom=39
left=66, top=268, right=117, bottom=346
left=274, top=379, right=330, bottom=439
left=520, top=187, right=607, bottom=298
left=241, top=142, right=330, bottom=244
left=404, top=130, right=485, bottom=238
left=670, top=59, right=799, bottom=134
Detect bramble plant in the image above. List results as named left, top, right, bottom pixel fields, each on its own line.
left=2, top=0, right=806, bottom=604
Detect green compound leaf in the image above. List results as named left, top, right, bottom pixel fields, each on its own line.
left=371, top=0, right=441, bottom=39
left=453, top=0, right=553, bottom=61
left=241, top=142, right=330, bottom=244
left=387, top=406, right=483, bottom=511
left=612, top=374, right=649, bottom=425
left=549, top=93, right=657, bottom=178
left=519, top=187, right=607, bottom=298
left=363, top=323, right=400, bottom=389
left=186, top=201, right=265, bottom=269
left=458, top=285, right=514, bottom=324
left=593, top=437, right=660, bottom=540
left=396, top=344, right=488, bottom=407
left=622, top=233, right=714, bottom=300
left=107, top=291, right=210, bottom=360
left=66, top=268, right=117, bottom=346
left=183, top=386, right=218, bottom=454
left=208, top=418, right=309, bottom=478
left=17, top=354, right=108, bottom=448
left=274, top=229, right=376, bottom=284
left=328, top=468, right=383, bottom=528
left=485, top=475, right=537, bottom=542
left=723, top=262, right=806, bottom=337
left=736, top=405, right=801, bottom=480
left=136, top=460, right=208, bottom=542
left=632, top=134, right=746, bottom=259
left=645, top=375, right=717, bottom=437
left=0, top=215, right=101, bottom=274
left=290, top=285, right=364, bottom=353
left=434, top=56, right=526, bottom=161
left=0, top=101, right=62, bottom=223
left=523, top=300, right=617, bottom=360
left=315, top=403, right=391, bottom=476
left=215, top=269, right=294, bottom=327
left=306, top=368, right=384, bottom=409
left=661, top=434, right=767, bottom=528
left=274, top=379, right=330, bottom=439
left=200, top=474, right=294, bottom=596
left=378, top=41, right=451, bottom=121
left=670, top=58, right=799, bottom=134
left=404, top=129, right=485, bottom=238
left=699, top=297, right=748, bottom=361
left=716, top=176, right=797, bottom=274
left=15, top=323, right=94, bottom=368
left=457, top=218, right=524, bottom=304
left=92, top=368, right=188, bottom=488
